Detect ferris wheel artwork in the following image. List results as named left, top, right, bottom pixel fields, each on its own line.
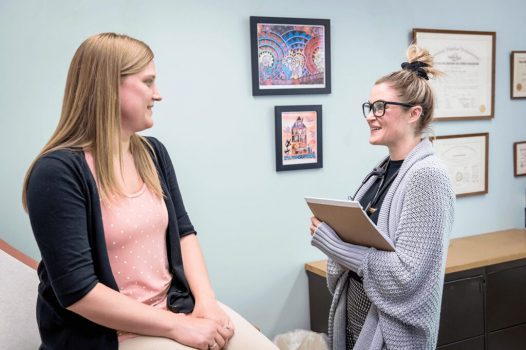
left=250, top=16, right=331, bottom=96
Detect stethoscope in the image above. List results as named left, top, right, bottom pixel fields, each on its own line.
left=349, top=156, right=398, bottom=215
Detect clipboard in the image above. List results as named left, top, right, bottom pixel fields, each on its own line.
left=305, top=197, right=395, bottom=251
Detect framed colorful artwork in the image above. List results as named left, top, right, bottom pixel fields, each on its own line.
left=250, top=16, right=331, bottom=96
left=433, top=133, right=489, bottom=197
left=275, top=105, right=322, bottom=171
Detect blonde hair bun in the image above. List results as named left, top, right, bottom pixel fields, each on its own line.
left=404, top=44, right=442, bottom=79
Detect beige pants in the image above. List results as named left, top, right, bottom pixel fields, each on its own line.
left=119, top=303, right=278, bottom=350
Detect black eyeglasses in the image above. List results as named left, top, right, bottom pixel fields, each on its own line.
left=362, top=100, right=415, bottom=118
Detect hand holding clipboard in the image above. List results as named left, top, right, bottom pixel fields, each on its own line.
left=306, top=197, right=395, bottom=251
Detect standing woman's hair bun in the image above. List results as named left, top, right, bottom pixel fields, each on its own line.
left=375, top=43, right=443, bottom=136
left=401, top=61, right=430, bottom=80
left=401, top=44, right=442, bottom=80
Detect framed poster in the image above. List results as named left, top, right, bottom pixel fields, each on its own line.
left=275, top=105, right=322, bottom=171
left=250, top=16, right=331, bottom=96
left=511, top=51, right=526, bottom=99
left=433, top=133, right=489, bottom=197
left=413, top=28, right=496, bottom=120
left=514, top=141, right=526, bottom=176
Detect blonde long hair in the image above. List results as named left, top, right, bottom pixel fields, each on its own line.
left=22, top=33, right=163, bottom=210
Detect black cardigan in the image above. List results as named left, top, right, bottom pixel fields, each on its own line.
left=27, top=137, right=195, bottom=349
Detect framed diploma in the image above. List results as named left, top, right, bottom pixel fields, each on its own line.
left=433, top=133, right=489, bottom=197
left=511, top=51, right=526, bottom=99
left=514, top=141, right=526, bottom=176
left=413, top=29, right=496, bottom=120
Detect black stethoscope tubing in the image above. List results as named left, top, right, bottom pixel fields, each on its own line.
left=349, top=156, right=390, bottom=201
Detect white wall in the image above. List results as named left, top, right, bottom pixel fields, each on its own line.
left=1, top=0, right=526, bottom=338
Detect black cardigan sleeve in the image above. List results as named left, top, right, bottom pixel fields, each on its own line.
left=26, top=151, right=98, bottom=308
left=146, top=137, right=196, bottom=237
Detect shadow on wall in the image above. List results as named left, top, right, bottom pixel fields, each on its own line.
left=266, top=266, right=312, bottom=338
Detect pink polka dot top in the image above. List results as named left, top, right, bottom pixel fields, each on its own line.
left=85, top=151, right=172, bottom=341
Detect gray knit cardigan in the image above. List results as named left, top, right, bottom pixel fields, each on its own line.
left=312, top=139, right=455, bottom=350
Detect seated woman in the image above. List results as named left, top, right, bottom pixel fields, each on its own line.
left=23, top=32, right=278, bottom=350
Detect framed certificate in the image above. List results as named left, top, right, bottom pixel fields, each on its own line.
left=413, top=29, right=496, bottom=120
left=514, top=141, right=526, bottom=176
left=511, top=51, right=526, bottom=99
left=433, top=133, right=489, bottom=197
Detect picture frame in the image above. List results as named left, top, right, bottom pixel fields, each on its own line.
left=250, top=16, right=331, bottom=96
left=275, top=105, right=322, bottom=171
left=413, top=28, right=496, bottom=120
left=514, top=141, right=526, bottom=176
left=511, top=51, right=526, bottom=99
left=433, top=133, right=489, bottom=197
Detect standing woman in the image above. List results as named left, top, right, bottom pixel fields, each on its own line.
left=23, top=33, right=277, bottom=350
left=310, top=44, right=455, bottom=350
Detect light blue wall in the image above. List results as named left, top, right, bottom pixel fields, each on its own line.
left=1, top=0, right=525, bottom=338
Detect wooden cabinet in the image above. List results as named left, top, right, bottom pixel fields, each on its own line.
left=437, top=269, right=485, bottom=346
left=306, top=260, right=526, bottom=348
left=305, top=229, right=526, bottom=349
left=486, top=259, right=526, bottom=332
left=306, top=266, right=331, bottom=334
left=485, top=259, right=526, bottom=349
